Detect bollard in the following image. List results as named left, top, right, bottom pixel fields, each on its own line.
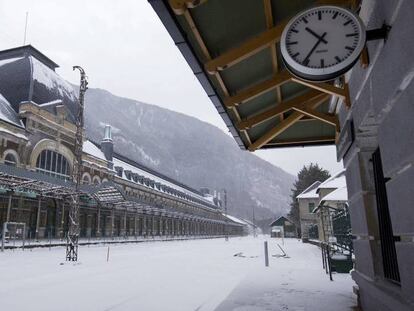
left=321, top=244, right=326, bottom=269
left=264, top=241, right=269, bottom=267
left=327, top=244, right=333, bottom=281
left=106, top=246, right=110, bottom=262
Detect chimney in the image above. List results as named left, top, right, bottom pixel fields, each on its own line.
left=101, top=124, right=113, bottom=169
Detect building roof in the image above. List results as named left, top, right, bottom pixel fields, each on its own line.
left=296, top=181, right=321, bottom=199
left=0, top=45, right=78, bottom=122
left=83, top=140, right=107, bottom=161
left=223, top=213, right=249, bottom=225
left=317, top=169, right=346, bottom=193
left=269, top=216, right=295, bottom=227
left=320, top=186, right=348, bottom=203
left=0, top=93, right=24, bottom=128
left=149, top=0, right=354, bottom=151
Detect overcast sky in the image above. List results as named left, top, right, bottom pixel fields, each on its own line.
left=0, top=0, right=343, bottom=176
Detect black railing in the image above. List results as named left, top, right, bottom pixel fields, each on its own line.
left=332, top=207, right=353, bottom=252
left=372, top=148, right=401, bottom=284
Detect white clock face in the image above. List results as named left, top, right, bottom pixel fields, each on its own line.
left=280, top=6, right=366, bottom=82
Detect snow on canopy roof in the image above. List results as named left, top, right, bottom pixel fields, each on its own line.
left=223, top=213, right=248, bottom=225
left=317, top=170, right=346, bottom=193
left=321, top=186, right=348, bottom=203
left=296, top=181, right=321, bottom=199
left=0, top=93, right=24, bottom=128
left=83, top=140, right=107, bottom=161
left=112, top=156, right=213, bottom=205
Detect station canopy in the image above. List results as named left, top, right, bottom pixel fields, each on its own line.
left=149, top=0, right=357, bottom=150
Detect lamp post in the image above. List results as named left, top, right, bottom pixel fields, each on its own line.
left=252, top=204, right=257, bottom=237
left=66, top=66, right=88, bottom=262
left=220, top=188, right=228, bottom=241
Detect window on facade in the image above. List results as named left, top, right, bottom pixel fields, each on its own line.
left=308, top=202, right=315, bottom=213
left=372, top=148, right=401, bottom=284
left=35, top=149, right=70, bottom=180
left=82, top=175, right=91, bottom=185
left=4, top=153, right=17, bottom=166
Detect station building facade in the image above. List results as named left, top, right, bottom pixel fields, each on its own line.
left=337, top=1, right=414, bottom=310
left=0, top=45, right=245, bottom=241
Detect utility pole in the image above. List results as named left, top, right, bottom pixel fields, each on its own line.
left=252, top=204, right=257, bottom=237
left=224, top=189, right=228, bottom=241
left=66, top=66, right=88, bottom=261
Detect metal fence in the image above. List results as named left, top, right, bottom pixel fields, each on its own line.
left=332, top=207, right=353, bottom=252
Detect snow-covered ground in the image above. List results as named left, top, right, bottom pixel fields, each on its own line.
left=0, top=236, right=356, bottom=311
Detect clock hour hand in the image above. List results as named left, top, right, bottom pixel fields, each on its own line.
left=303, top=32, right=327, bottom=65
left=305, top=27, right=328, bottom=44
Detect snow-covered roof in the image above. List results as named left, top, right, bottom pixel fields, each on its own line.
left=83, top=140, right=107, bottom=161
left=321, top=186, right=348, bottom=203
left=0, top=127, right=28, bottom=140
left=296, top=181, right=321, bottom=199
left=0, top=93, right=24, bottom=128
left=269, top=216, right=295, bottom=227
left=112, top=156, right=214, bottom=206
left=317, top=170, right=346, bottom=193
left=223, top=213, right=248, bottom=225
left=0, top=46, right=78, bottom=123
left=0, top=56, right=24, bottom=67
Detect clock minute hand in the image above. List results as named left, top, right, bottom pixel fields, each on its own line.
left=303, top=32, right=327, bottom=65
left=305, top=27, right=328, bottom=44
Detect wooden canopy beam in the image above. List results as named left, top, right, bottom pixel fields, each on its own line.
left=182, top=8, right=253, bottom=145
left=291, top=106, right=339, bottom=129
left=290, top=77, right=351, bottom=108
left=263, top=0, right=284, bottom=121
left=169, top=0, right=208, bottom=15
left=224, top=69, right=291, bottom=108
left=248, top=94, right=330, bottom=151
left=237, top=89, right=324, bottom=130
left=265, top=136, right=336, bottom=146
left=205, top=20, right=287, bottom=74
left=204, top=0, right=351, bottom=74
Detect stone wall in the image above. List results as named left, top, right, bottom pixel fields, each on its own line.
left=339, top=1, right=414, bottom=310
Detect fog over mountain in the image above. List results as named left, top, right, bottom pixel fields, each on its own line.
left=84, top=87, right=295, bottom=221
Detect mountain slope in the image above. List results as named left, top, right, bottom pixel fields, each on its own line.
left=84, top=88, right=294, bottom=220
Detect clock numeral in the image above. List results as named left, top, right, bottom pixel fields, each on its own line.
left=335, top=56, right=341, bottom=63
left=346, top=33, right=358, bottom=37
left=292, top=52, right=300, bottom=58
left=286, top=41, right=298, bottom=45
left=302, top=17, right=308, bottom=24
left=332, top=12, right=338, bottom=19
left=345, top=46, right=355, bottom=51
left=343, top=19, right=352, bottom=26
left=303, top=59, right=310, bottom=66
left=320, top=59, right=325, bottom=68
left=291, top=29, right=299, bottom=33
left=318, top=11, right=322, bottom=20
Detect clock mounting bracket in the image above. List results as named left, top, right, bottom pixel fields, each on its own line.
left=366, top=23, right=392, bottom=42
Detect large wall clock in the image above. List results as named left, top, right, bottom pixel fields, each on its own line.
left=280, top=6, right=366, bottom=82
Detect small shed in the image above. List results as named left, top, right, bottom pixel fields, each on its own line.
left=269, top=216, right=298, bottom=238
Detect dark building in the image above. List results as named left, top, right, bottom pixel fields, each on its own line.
left=269, top=216, right=298, bottom=238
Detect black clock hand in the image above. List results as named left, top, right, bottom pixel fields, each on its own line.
left=303, top=32, right=327, bottom=64
left=305, top=27, right=328, bottom=44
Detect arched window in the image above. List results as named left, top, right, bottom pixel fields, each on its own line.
left=92, top=176, right=101, bottom=185
left=4, top=153, right=17, bottom=166
left=82, top=173, right=91, bottom=185
left=36, top=149, right=71, bottom=180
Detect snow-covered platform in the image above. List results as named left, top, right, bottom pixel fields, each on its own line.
left=0, top=236, right=356, bottom=311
